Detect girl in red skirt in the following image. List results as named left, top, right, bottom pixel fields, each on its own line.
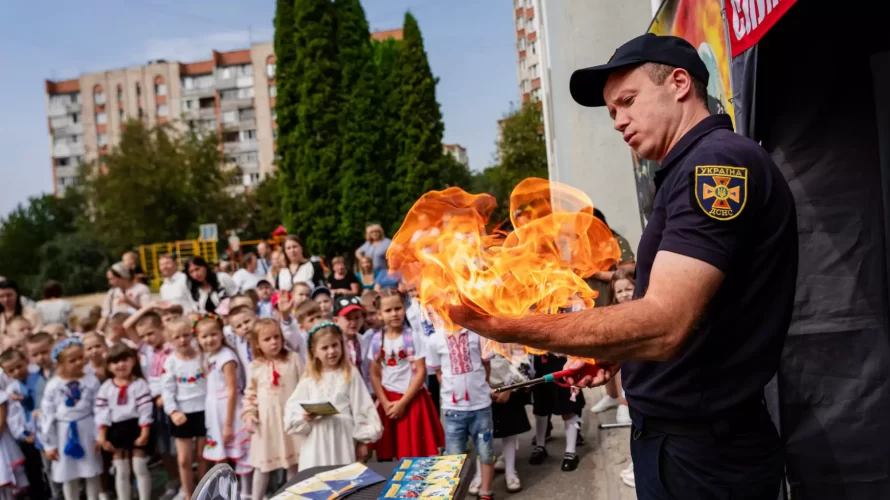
left=369, top=289, right=444, bottom=460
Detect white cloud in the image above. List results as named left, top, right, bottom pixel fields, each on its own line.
left=143, top=29, right=272, bottom=63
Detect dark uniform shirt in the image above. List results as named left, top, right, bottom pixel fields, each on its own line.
left=622, top=114, right=798, bottom=420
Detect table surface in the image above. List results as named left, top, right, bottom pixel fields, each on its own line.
left=276, top=454, right=477, bottom=499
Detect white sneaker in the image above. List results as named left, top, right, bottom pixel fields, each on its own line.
left=494, top=454, right=506, bottom=472
left=99, top=493, right=111, bottom=500
left=589, top=395, right=620, bottom=413
left=620, top=462, right=633, bottom=478
left=616, top=404, right=631, bottom=424
left=622, top=469, right=635, bottom=488
left=469, top=476, right=482, bottom=495
left=172, top=491, right=187, bottom=500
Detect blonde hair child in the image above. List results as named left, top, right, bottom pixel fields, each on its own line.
left=284, top=322, right=382, bottom=471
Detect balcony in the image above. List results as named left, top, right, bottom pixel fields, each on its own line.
left=182, top=86, right=216, bottom=98
left=238, top=118, right=256, bottom=129
left=220, top=97, right=254, bottom=110
left=182, top=108, right=200, bottom=119
left=54, top=165, right=78, bottom=178
left=199, top=107, right=217, bottom=119
left=223, top=140, right=257, bottom=154
left=215, top=74, right=237, bottom=90
left=52, top=122, right=84, bottom=137
left=53, top=142, right=85, bottom=158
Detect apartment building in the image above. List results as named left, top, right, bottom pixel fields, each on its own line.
left=45, top=29, right=402, bottom=195
left=513, top=0, right=544, bottom=105
left=443, top=143, right=468, bottom=168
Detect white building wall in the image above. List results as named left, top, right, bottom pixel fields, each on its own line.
left=538, top=0, right=652, bottom=249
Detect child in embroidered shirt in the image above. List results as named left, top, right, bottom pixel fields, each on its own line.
left=95, top=345, right=153, bottom=500
left=104, top=313, right=136, bottom=349
left=24, top=332, right=60, bottom=499
left=284, top=322, right=382, bottom=471
left=161, top=317, right=208, bottom=500
left=242, top=319, right=304, bottom=496
left=368, top=289, right=443, bottom=460
left=226, top=305, right=259, bottom=378
left=38, top=338, right=103, bottom=500
left=0, top=349, right=39, bottom=499
left=333, top=295, right=373, bottom=395
left=82, top=333, right=108, bottom=382
left=132, top=312, right=178, bottom=499
left=195, top=315, right=252, bottom=498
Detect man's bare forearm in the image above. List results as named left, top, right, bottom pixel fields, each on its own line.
left=484, top=297, right=681, bottom=362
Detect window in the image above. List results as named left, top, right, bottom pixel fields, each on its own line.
left=96, top=112, right=107, bottom=124
left=530, top=40, right=537, bottom=54
left=74, top=155, right=83, bottom=165
left=531, top=87, right=542, bottom=102
left=527, top=17, right=534, bottom=29
left=520, top=79, right=530, bottom=93
left=238, top=87, right=254, bottom=99
left=183, top=99, right=196, bottom=110
left=520, top=58, right=527, bottom=71
left=241, top=129, right=256, bottom=141
left=518, top=38, right=526, bottom=51
left=220, top=67, right=232, bottom=79
left=119, top=109, right=125, bottom=121
left=97, top=134, right=108, bottom=147
left=94, top=92, right=106, bottom=105
left=156, top=83, right=167, bottom=96
left=72, top=113, right=80, bottom=123
left=271, top=110, right=277, bottom=121
left=243, top=152, right=258, bottom=163
left=157, top=104, right=169, bottom=117
left=117, top=86, right=123, bottom=102
left=266, top=62, right=275, bottom=78
left=269, top=85, right=277, bottom=97
left=249, top=172, right=261, bottom=184
left=237, top=64, right=252, bottom=76
left=57, top=157, right=70, bottom=167
left=530, top=64, right=539, bottom=78
left=222, top=110, right=237, bottom=124
left=50, top=115, right=70, bottom=128
left=135, top=84, right=141, bottom=97
left=272, top=128, right=278, bottom=139
left=517, top=16, right=524, bottom=29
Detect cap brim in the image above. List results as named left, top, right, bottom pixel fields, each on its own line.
left=570, top=60, right=641, bottom=107
left=336, top=305, right=363, bottom=317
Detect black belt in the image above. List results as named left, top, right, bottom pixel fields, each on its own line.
left=631, top=399, right=770, bottom=439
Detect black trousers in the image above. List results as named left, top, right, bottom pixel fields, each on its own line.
left=630, top=408, right=784, bottom=500
left=20, top=440, right=49, bottom=500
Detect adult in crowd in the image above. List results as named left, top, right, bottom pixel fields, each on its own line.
left=35, top=280, right=73, bottom=328
left=158, top=253, right=192, bottom=309
left=0, top=279, right=41, bottom=335
left=216, top=260, right=239, bottom=297
left=327, top=256, right=360, bottom=296
left=355, top=223, right=392, bottom=272
left=185, top=256, right=228, bottom=313
left=100, top=262, right=151, bottom=328
left=277, top=235, right=315, bottom=291
left=122, top=250, right=148, bottom=285
left=451, top=34, right=797, bottom=499
left=233, top=252, right=262, bottom=293
left=254, top=242, right=273, bottom=279
left=356, top=256, right=381, bottom=292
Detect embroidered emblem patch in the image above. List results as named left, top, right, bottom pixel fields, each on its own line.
left=694, top=166, right=747, bottom=221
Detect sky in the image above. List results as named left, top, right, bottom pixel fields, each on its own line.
left=0, top=0, right=519, bottom=218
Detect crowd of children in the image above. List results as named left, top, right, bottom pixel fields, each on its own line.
left=0, top=252, right=639, bottom=500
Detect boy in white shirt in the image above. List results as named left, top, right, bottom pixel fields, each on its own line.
left=426, top=326, right=495, bottom=500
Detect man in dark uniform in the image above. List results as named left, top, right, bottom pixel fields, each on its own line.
left=449, top=33, right=798, bottom=499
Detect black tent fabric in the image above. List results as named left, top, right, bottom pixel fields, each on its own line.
left=732, top=1, right=890, bottom=497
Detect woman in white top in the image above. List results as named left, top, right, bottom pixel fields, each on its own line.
left=99, top=262, right=151, bottom=330
left=276, top=235, right=315, bottom=291
left=184, top=256, right=228, bottom=314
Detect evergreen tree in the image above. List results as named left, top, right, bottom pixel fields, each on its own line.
left=335, top=0, right=387, bottom=252
left=274, top=0, right=299, bottom=230
left=389, top=12, right=446, bottom=233
left=284, top=0, right=341, bottom=256
left=373, top=37, right=403, bottom=231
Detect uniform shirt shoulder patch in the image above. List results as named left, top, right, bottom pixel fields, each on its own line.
left=694, top=165, right=748, bottom=221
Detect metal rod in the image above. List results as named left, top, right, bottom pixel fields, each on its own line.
left=598, top=422, right=632, bottom=429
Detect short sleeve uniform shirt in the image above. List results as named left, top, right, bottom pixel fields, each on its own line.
left=622, top=114, right=798, bottom=421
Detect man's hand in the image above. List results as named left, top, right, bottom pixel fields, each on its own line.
left=493, top=391, right=511, bottom=404
left=563, top=359, right=620, bottom=388
left=447, top=305, right=509, bottom=341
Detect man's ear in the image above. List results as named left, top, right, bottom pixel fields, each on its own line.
left=671, top=68, right=694, bottom=102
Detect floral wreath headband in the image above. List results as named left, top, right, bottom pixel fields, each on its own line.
left=52, top=338, right=84, bottom=363
left=192, top=312, right=222, bottom=334
left=307, top=321, right=342, bottom=344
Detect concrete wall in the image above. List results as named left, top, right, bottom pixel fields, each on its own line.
left=539, top=0, right=652, bottom=249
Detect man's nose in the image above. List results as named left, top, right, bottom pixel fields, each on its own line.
left=613, top=114, right=629, bottom=132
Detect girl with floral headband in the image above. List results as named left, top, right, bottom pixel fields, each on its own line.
left=38, top=338, right=103, bottom=500
left=284, top=321, right=382, bottom=471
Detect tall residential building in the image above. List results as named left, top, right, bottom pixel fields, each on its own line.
left=513, top=0, right=545, bottom=105
left=45, top=29, right=403, bottom=196
left=443, top=144, right=468, bottom=168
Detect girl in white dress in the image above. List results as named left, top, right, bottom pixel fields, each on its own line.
left=0, top=350, right=29, bottom=500
left=194, top=314, right=253, bottom=498
left=284, top=321, right=382, bottom=472
left=38, top=338, right=103, bottom=500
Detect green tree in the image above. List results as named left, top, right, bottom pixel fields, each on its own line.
left=373, top=36, right=403, bottom=230
left=34, top=232, right=113, bottom=297
left=476, top=102, right=549, bottom=225
left=78, top=120, right=242, bottom=255
left=280, top=0, right=341, bottom=256
left=334, top=0, right=387, bottom=251
left=240, top=172, right=284, bottom=240
left=274, top=0, right=298, bottom=231
left=389, top=12, right=446, bottom=233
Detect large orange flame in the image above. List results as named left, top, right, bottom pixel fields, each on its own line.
left=388, top=178, right=620, bottom=360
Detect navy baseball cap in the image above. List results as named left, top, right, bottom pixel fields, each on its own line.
left=570, top=33, right=709, bottom=108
